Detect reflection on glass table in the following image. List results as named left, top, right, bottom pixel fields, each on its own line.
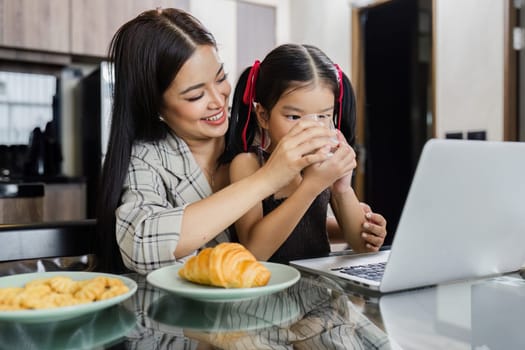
left=148, top=290, right=301, bottom=332
left=0, top=304, right=136, bottom=350
left=374, top=273, right=525, bottom=350
left=134, top=273, right=390, bottom=350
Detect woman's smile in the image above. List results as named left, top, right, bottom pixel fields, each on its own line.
left=201, top=109, right=227, bottom=125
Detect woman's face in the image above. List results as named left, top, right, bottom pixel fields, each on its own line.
left=161, top=45, right=231, bottom=142
left=257, top=83, right=335, bottom=152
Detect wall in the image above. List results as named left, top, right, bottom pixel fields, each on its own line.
left=190, top=0, right=351, bottom=81
left=289, top=0, right=352, bottom=75
left=190, top=0, right=237, bottom=83
left=434, top=0, right=505, bottom=140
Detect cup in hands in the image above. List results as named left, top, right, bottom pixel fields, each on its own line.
left=302, top=114, right=339, bottom=156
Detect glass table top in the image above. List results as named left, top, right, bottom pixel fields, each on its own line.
left=1, top=269, right=524, bottom=349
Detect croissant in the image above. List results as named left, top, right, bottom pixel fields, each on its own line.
left=178, top=243, right=271, bottom=288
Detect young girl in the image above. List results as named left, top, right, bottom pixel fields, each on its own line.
left=222, top=44, right=386, bottom=263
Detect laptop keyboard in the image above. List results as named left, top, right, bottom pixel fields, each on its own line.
left=331, top=262, right=386, bottom=281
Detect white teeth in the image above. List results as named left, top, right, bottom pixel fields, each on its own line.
left=204, top=111, right=223, bottom=121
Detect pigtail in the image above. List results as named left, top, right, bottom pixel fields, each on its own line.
left=338, top=72, right=357, bottom=147
left=220, top=67, right=258, bottom=164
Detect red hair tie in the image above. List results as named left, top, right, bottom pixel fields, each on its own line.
left=242, top=60, right=261, bottom=151
left=334, top=64, right=343, bottom=130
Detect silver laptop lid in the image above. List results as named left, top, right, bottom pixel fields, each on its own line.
left=380, top=139, right=525, bottom=292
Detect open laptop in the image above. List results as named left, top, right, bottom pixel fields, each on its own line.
left=290, top=139, right=525, bottom=293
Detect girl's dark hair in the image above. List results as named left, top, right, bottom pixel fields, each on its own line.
left=221, top=43, right=356, bottom=164
left=96, top=8, right=216, bottom=272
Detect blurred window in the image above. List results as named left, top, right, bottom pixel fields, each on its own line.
left=0, top=72, right=56, bottom=145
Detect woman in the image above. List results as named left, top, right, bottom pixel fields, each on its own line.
left=95, top=8, right=338, bottom=274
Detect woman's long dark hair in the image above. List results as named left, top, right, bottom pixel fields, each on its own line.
left=96, top=8, right=217, bottom=272
left=221, top=44, right=356, bottom=165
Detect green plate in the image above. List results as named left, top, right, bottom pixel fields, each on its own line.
left=0, top=271, right=137, bottom=323
left=146, top=262, right=300, bottom=302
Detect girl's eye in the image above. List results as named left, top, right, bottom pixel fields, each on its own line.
left=286, top=115, right=301, bottom=120
left=317, top=114, right=329, bottom=119
left=187, top=94, right=204, bottom=102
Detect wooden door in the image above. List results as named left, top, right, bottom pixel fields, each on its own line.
left=351, top=0, right=393, bottom=200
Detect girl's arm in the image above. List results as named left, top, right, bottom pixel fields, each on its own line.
left=327, top=131, right=378, bottom=252
left=327, top=203, right=387, bottom=250
left=330, top=187, right=367, bottom=252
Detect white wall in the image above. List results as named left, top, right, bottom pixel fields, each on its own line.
left=190, top=0, right=237, bottom=85
left=288, top=0, right=352, bottom=75
left=434, top=0, right=505, bottom=140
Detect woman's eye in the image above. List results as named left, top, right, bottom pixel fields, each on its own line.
left=317, top=114, right=330, bottom=119
left=217, top=73, right=228, bottom=83
left=286, top=115, right=301, bottom=120
left=187, top=94, right=204, bottom=102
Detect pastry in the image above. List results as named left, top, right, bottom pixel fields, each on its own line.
left=178, top=242, right=271, bottom=288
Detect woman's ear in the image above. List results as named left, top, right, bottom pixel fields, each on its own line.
left=254, top=103, right=269, bottom=130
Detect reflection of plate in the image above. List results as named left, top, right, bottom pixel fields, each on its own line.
left=0, top=304, right=136, bottom=350
left=0, top=272, right=137, bottom=323
left=146, top=262, right=300, bottom=302
left=148, top=290, right=301, bottom=332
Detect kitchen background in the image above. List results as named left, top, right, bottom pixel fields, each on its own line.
left=0, top=0, right=522, bottom=243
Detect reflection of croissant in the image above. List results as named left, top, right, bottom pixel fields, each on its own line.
left=178, top=243, right=271, bottom=288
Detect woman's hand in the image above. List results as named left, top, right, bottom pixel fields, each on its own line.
left=360, top=202, right=387, bottom=251
left=261, top=120, right=337, bottom=191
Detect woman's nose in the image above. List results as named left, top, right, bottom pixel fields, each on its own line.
left=208, top=87, right=224, bottom=109
left=208, top=81, right=231, bottom=109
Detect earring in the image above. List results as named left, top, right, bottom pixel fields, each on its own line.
left=158, top=115, right=165, bottom=122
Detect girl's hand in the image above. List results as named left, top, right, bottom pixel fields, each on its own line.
left=331, top=130, right=357, bottom=194
left=301, top=131, right=355, bottom=195
left=262, top=120, right=337, bottom=191
left=360, top=202, right=387, bottom=251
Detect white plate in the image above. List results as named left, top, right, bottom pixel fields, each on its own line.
left=146, top=262, right=300, bottom=302
left=0, top=271, right=137, bottom=323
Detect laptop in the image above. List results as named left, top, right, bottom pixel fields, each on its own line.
left=291, top=139, right=525, bottom=293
